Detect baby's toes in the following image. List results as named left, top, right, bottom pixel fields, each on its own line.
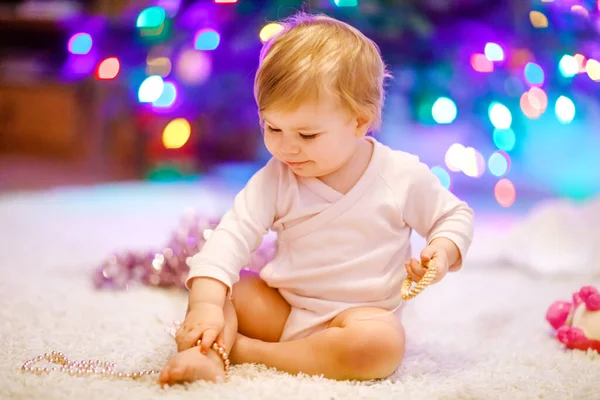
left=158, top=366, right=170, bottom=386
left=168, top=367, right=187, bottom=383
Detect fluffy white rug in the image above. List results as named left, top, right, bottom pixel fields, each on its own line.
left=1, top=182, right=599, bottom=400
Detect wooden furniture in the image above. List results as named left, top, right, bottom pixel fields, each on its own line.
left=0, top=83, right=86, bottom=158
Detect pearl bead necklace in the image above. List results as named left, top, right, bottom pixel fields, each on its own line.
left=401, top=260, right=437, bottom=300
left=198, top=340, right=231, bottom=372
left=21, top=351, right=160, bottom=379
left=21, top=341, right=230, bottom=379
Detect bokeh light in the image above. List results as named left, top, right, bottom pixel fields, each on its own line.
left=471, top=53, right=494, bottom=72
left=488, top=151, right=510, bottom=177
left=334, top=0, right=358, bottom=6
left=520, top=87, right=548, bottom=119
left=194, top=29, right=220, bottom=51
left=528, top=87, right=548, bottom=111
left=571, top=5, right=589, bottom=18
left=520, top=91, right=540, bottom=119
left=214, top=0, right=238, bottom=2
left=163, top=118, right=191, bottom=149
left=574, top=54, right=587, bottom=73
left=140, top=23, right=166, bottom=37
left=95, top=57, right=120, bottom=80
left=461, top=147, right=486, bottom=178
left=146, top=57, right=172, bottom=77
left=176, top=49, right=212, bottom=85
left=430, top=166, right=451, bottom=190
left=493, top=129, right=516, bottom=152
left=488, top=102, right=512, bottom=129
left=524, top=62, right=545, bottom=86
left=558, top=55, right=579, bottom=78
left=138, top=75, right=165, bottom=102
left=259, top=23, right=284, bottom=43
left=586, top=59, right=600, bottom=81
left=555, top=95, right=576, bottom=124
left=68, top=33, right=92, bottom=55
left=494, top=178, right=516, bottom=207
left=445, top=143, right=466, bottom=172
left=136, top=7, right=166, bottom=29
left=484, top=43, right=504, bottom=62
left=431, top=97, right=457, bottom=124
left=152, top=82, right=177, bottom=108
left=529, top=11, right=549, bottom=28
left=508, top=48, right=533, bottom=70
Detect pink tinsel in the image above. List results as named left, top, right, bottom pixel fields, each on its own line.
left=92, top=211, right=276, bottom=290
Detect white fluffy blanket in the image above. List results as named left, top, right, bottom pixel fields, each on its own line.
left=1, top=182, right=599, bottom=400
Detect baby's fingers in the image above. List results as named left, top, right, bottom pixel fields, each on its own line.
left=215, top=332, right=226, bottom=349
left=178, top=327, right=203, bottom=352
left=199, top=328, right=219, bottom=355
left=406, top=258, right=426, bottom=281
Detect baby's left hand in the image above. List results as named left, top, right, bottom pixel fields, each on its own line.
left=405, top=245, right=449, bottom=284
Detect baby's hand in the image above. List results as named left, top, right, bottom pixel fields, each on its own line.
left=405, top=245, right=449, bottom=284
left=175, top=302, right=225, bottom=354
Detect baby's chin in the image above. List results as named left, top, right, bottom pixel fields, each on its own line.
left=289, top=169, right=317, bottom=178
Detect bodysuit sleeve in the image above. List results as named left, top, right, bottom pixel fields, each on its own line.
left=185, top=158, right=280, bottom=295
left=396, top=154, right=474, bottom=270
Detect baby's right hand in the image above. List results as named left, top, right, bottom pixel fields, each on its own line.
left=175, top=302, right=225, bottom=354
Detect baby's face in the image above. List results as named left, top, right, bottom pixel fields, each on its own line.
left=261, top=95, right=363, bottom=178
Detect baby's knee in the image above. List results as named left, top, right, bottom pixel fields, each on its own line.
left=338, top=322, right=405, bottom=380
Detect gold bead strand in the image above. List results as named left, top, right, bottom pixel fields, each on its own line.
left=401, top=260, right=438, bottom=300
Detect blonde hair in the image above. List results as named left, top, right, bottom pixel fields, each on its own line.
left=254, top=12, right=391, bottom=132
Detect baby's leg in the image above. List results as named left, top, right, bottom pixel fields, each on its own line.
left=230, top=307, right=405, bottom=381
left=232, top=269, right=291, bottom=342
left=159, top=270, right=290, bottom=385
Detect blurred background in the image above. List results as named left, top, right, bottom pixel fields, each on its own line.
left=0, top=0, right=599, bottom=211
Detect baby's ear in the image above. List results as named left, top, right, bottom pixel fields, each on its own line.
left=355, top=114, right=372, bottom=137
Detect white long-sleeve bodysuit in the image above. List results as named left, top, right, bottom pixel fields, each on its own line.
left=186, top=137, right=474, bottom=341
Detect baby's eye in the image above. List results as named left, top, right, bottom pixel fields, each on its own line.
left=265, top=125, right=282, bottom=133
left=299, top=133, right=318, bottom=140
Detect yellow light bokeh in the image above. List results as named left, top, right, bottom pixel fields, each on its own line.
left=141, top=23, right=166, bottom=37
left=585, top=59, right=600, bottom=81
left=529, top=11, right=548, bottom=28
left=146, top=57, right=172, bottom=77
left=162, top=118, right=191, bottom=149
left=259, top=23, right=284, bottom=43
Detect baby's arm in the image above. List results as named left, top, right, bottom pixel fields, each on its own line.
left=185, top=159, right=280, bottom=301
left=399, top=157, right=474, bottom=271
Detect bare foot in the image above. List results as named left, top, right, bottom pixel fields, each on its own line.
left=158, top=346, right=225, bottom=386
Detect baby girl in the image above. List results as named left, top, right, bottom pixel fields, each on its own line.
left=159, top=12, right=474, bottom=385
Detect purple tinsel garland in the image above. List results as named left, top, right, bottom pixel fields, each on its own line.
left=93, top=211, right=277, bottom=290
